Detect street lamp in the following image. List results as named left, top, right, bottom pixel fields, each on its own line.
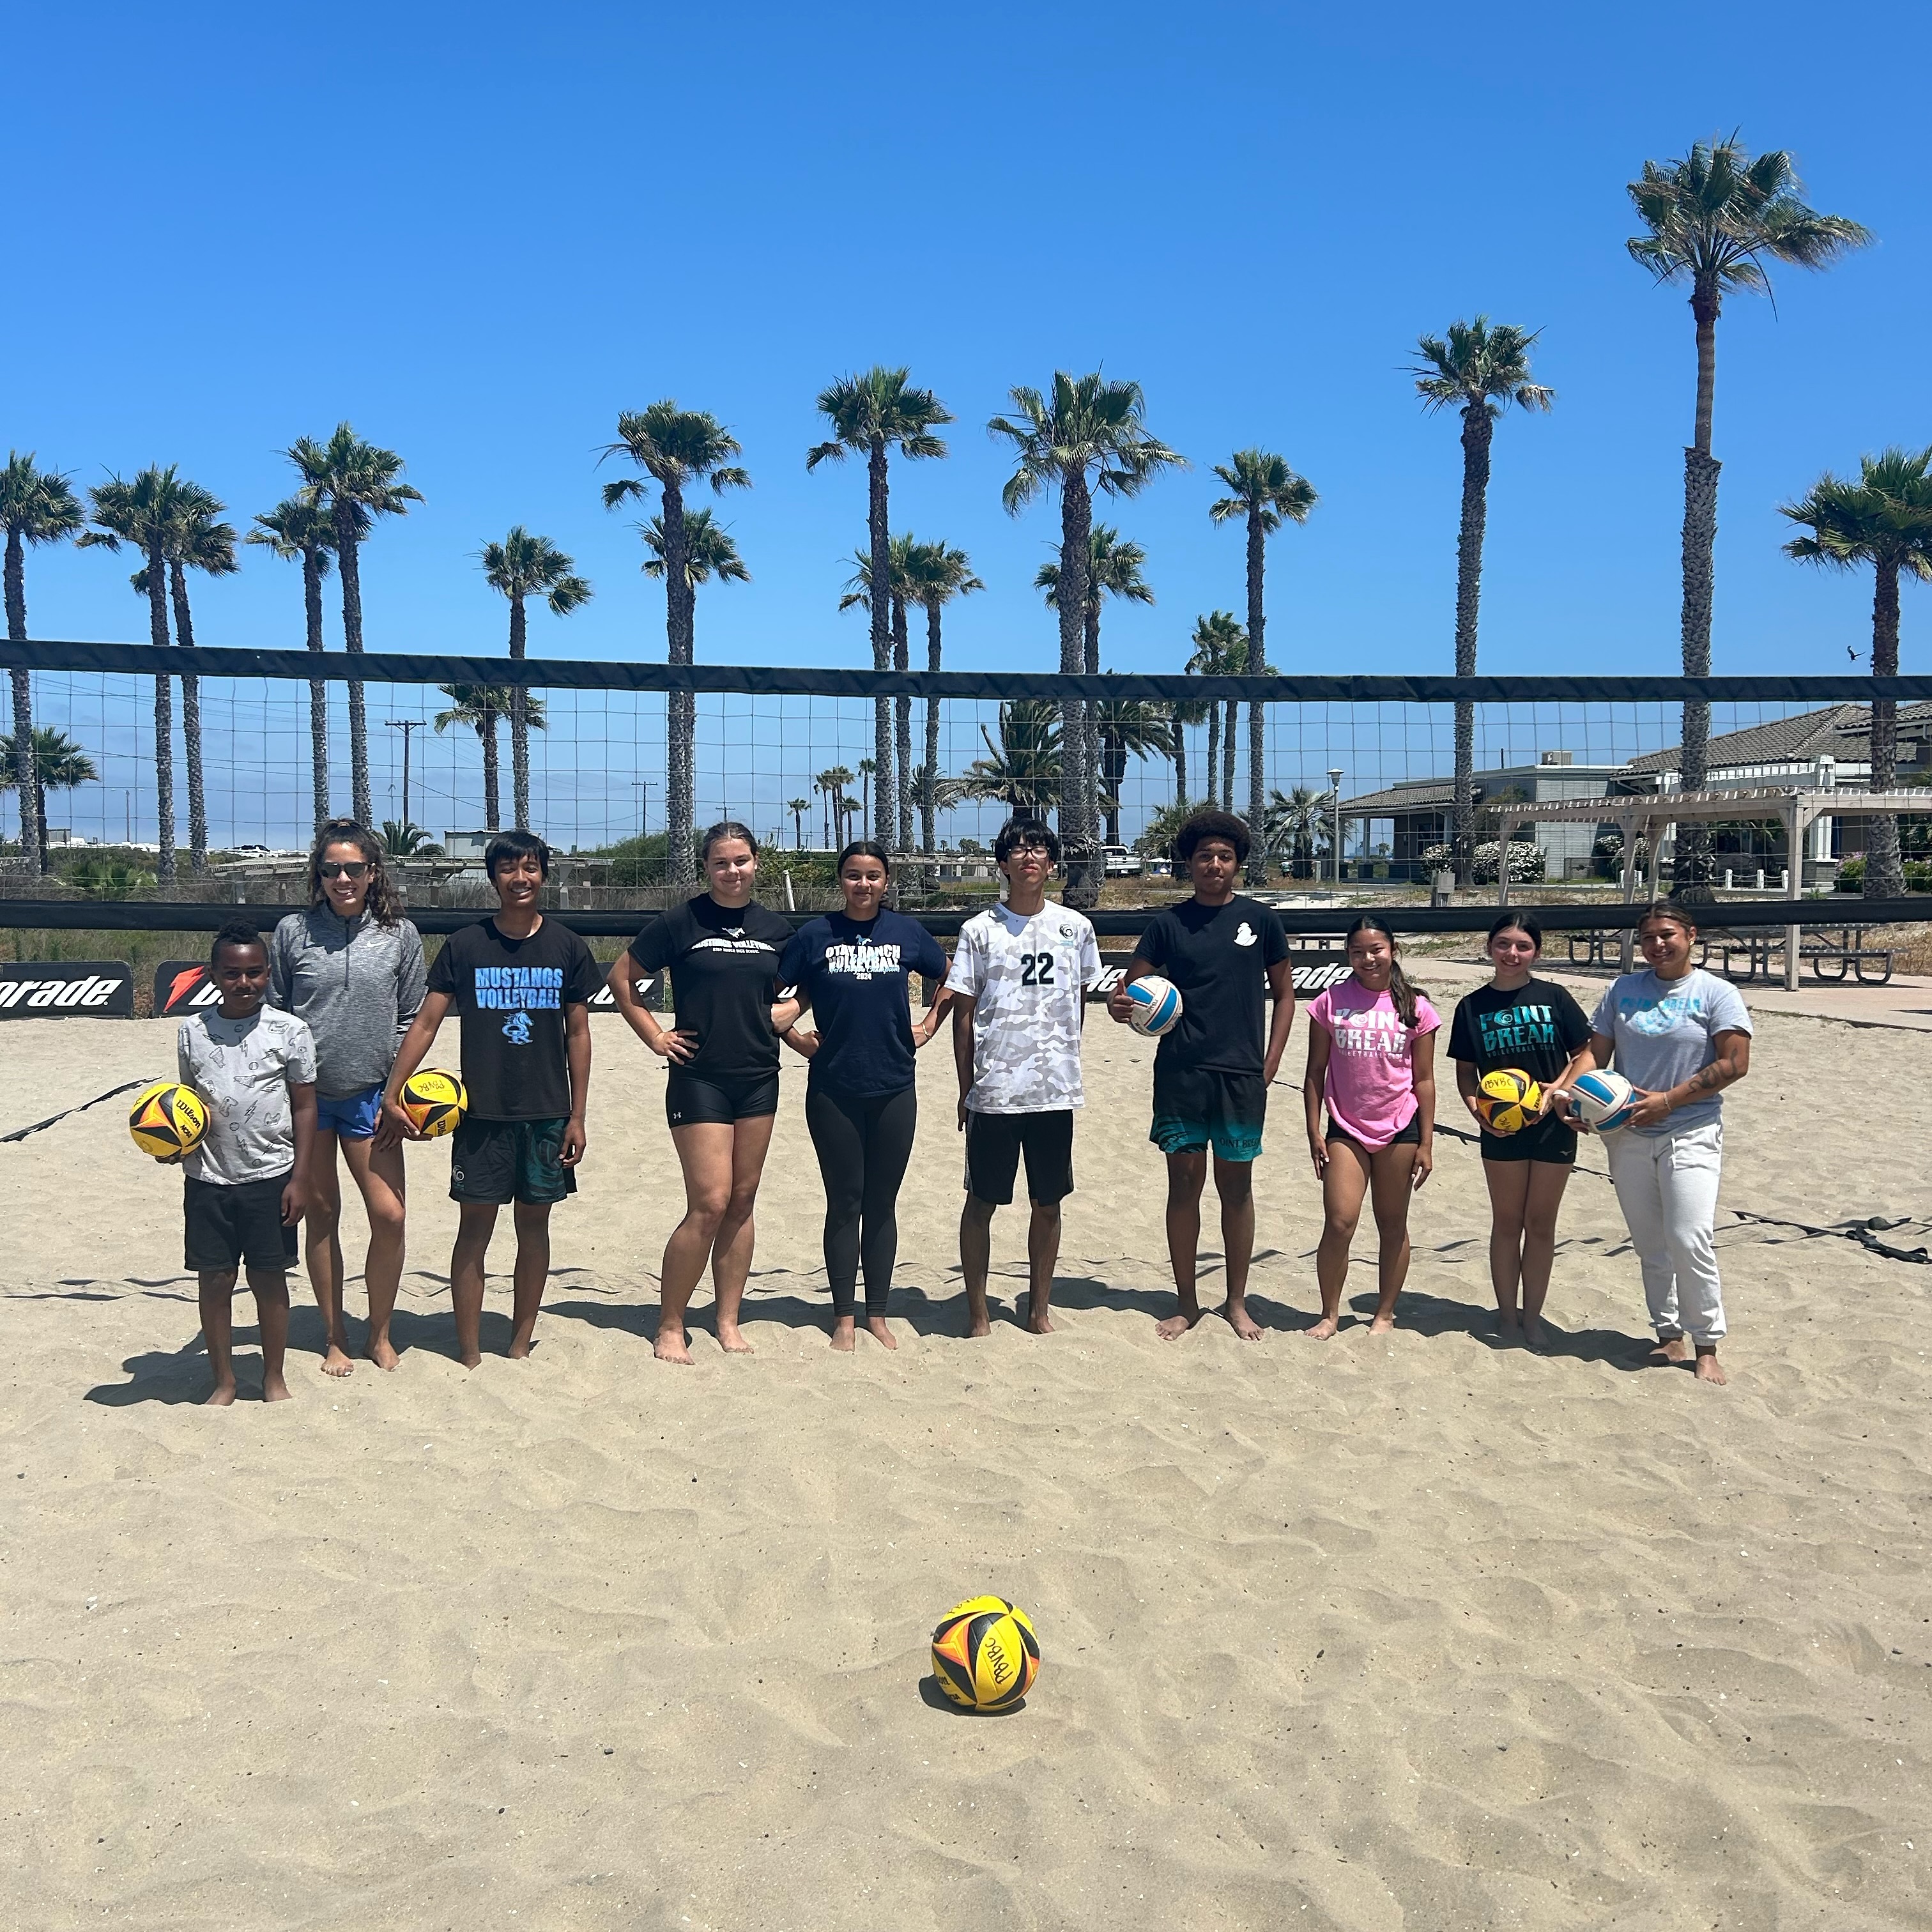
left=1327, top=767, right=1344, bottom=888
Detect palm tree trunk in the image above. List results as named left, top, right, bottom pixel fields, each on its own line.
left=302, top=546, right=330, bottom=834
left=922, top=601, right=942, bottom=854
left=867, top=437, right=894, bottom=861
left=1205, top=703, right=1221, bottom=813
left=663, top=479, right=695, bottom=887
left=168, top=561, right=209, bottom=873
left=1084, top=595, right=1103, bottom=849
left=1221, top=711, right=1236, bottom=816
left=509, top=592, right=530, bottom=832
left=1058, top=470, right=1098, bottom=905
left=892, top=592, right=912, bottom=853
left=1245, top=510, right=1268, bottom=881
left=480, top=715, right=501, bottom=831
left=1173, top=717, right=1187, bottom=807
left=335, top=508, right=371, bottom=827
left=1450, top=404, right=1493, bottom=887
left=146, top=537, right=176, bottom=883
left=1102, top=736, right=1126, bottom=846
left=4, top=526, right=43, bottom=875
left=1675, top=286, right=1723, bottom=898
left=1866, top=557, right=1904, bottom=900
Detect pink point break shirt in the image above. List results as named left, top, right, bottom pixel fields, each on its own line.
left=1308, top=977, right=1440, bottom=1148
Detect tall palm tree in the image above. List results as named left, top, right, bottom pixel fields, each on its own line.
left=602, top=402, right=750, bottom=887
left=1, top=726, right=96, bottom=859
left=856, top=757, right=876, bottom=840
left=1211, top=449, right=1318, bottom=881
left=815, top=765, right=854, bottom=848
left=901, top=538, right=983, bottom=853
left=480, top=528, right=592, bottom=832
left=247, top=495, right=355, bottom=834
left=435, top=684, right=546, bottom=832
left=1093, top=689, right=1175, bottom=847
left=838, top=536, right=921, bottom=850
left=1780, top=447, right=1932, bottom=901
left=787, top=797, right=810, bottom=850
left=81, top=466, right=190, bottom=881
left=1, top=452, right=85, bottom=874
left=808, top=367, right=953, bottom=852
left=990, top=373, right=1184, bottom=902
left=286, top=425, right=422, bottom=826
left=1169, top=693, right=1206, bottom=807
left=1411, top=318, right=1554, bottom=885
left=1185, top=611, right=1247, bottom=810
left=1627, top=137, right=1869, bottom=892
left=940, top=700, right=1064, bottom=819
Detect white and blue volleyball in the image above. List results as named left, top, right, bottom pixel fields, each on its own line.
left=1125, top=974, right=1183, bottom=1039
left=1569, top=1070, right=1637, bottom=1132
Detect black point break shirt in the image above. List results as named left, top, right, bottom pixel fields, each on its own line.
left=629, top=894, right=793, bottom=1085
left=1446, top=975, right=1591, bottom=1088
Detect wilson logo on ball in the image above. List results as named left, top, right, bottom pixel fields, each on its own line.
left=399, top=1070, right=468, bottom=1138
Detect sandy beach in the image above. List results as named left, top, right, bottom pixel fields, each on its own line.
left=3, top=972, right=1928, bottom=1931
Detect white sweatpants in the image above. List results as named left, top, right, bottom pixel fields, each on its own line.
left=1605, top=1119, right=1727, bottom=1344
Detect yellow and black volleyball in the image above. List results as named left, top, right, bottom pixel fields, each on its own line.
left=930, top=1596, right=1040, bottom=1713
left=400, top=1068, right=467, bottom=1139
left=128, top=1080, right=208, bottom=1160
left=1476, top=1066, right=1542, bottom=1137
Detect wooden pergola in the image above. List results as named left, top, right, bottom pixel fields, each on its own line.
left=1491, top=787, right=1928, bottom=989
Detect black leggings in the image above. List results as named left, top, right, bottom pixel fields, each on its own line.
left=804, top=1085, right=917, bottom=1319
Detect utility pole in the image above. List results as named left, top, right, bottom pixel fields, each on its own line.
left=632, top=780, right=653, bottom=838
left=387, top=719, right=425, bottom=830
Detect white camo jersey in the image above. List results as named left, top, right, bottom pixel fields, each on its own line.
left=946, top=901, right=1102, bottom=1113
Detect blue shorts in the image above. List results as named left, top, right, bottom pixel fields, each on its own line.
left=316, top=1082, right=385, bottom=1141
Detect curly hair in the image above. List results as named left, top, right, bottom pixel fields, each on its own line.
left=1174, top=808, right=1251, bottom=866
left=307, top=818, right=405, bottom=927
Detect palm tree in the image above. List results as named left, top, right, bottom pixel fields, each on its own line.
left=787, top=797, right=810, bottom=850
left=435, top=684, right=546, bottom=832
left=815, top=765, right=855, bottom=849
left=81, top=466, right=190, bottom=881
left=901, top=539, right=983, bottom=853
left=1, top=726, right=96, bottom=859
left=990, top=373, right=1184, bottom=902
left=480, top=528, right=592, bottom=832
left=1169, top=693, right=1206, bottom=807
left=286, top=426, right=423, bottom=827
left=1, top=452, right=85, bottom=875
left=1264, top=783, right=1330, bottom=880
left=1093, top=689, right=1175, bottom=847
left=1411, top=318, right=1554, bottom=886
left=1627, top=137, right=1869, bottom=892
left=1186, top=611, right=1247, bottom=809
left=132, top=482, right=238, bottom=874
left=809, top=367, right=953, bottom=852
left=380, top=818, right=440, bottom=856
left=1211, top=450, right=1318, bottom=881
left=838, top=536, right=922, bottom=849
left=602, top=402, right=751, bottom=887
left=856, top=757, right=877, bottom=840
left=247, top=495, right=352, bottom=834
left=940, top=700, right=1064, bottom=819
left=1780, top=447, right=1932, bottom=900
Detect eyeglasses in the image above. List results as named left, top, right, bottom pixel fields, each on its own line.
left=319, top=861, right=369, bottom=880
left=1010, top=837, right=1052, bottom=855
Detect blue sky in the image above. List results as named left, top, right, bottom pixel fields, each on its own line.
left=6, top=4, right=1928, bottom=702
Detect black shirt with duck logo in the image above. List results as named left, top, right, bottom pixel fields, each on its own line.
left=629, top=894, right=793, bottom=1084
left=426, top=917, right=601, bottom=1121
left=1447, top=976, right=1591, bottom=1087
left=1133, top=894, right=1290, bottom=1075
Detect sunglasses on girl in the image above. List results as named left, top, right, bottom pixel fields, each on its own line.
left=320, top=860, right=369, bottom=880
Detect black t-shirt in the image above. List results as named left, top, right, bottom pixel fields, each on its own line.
left=425, top=916, right=602, bottom=1121
left=629, top=894, right=793, bottom=1084
left=1134, top=894, right=1291, bottom=1075
left=776, top=908, right=948, bottom=1099
left=1448, top=977, right=1591, bottom=1087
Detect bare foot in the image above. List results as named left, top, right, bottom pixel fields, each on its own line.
left=866, top=1316, right=898, bottom=1351
left=1497, top=1312, right=1521, bottom=1342
left=1694, top=1348, right=1728, bottom=1386
left=263, top=1371, right=293, bottom=1403
left=1155, top=1308, right=1202, bottom=1341
left=716, top=1322, right=755, bottom=1355
left=1223, top=1301, right=1264, bottom=1341
left=1020, top=1295, right=1052, bottom=1336
left=321, top=1343, right=354, bottom=1377
left=654, top=1328, right=694, bottom=1365
left=966, top=1315, right=992, bottom=1339
left=507, top=1337, right=534, bottom=1361
left=1523, top=1315, right=1547, bottom=1352
left=1368, top=1312, right=1397, bottom=1335
left=1303, top=1315, right=1340, bottom=1340
left=830, top=1317, right=856, bottom=1353
left=1648, top=1333, right=1690, bottom=1366
left=457, top=1349, right=483, bottom=1370
left=203, top=1381, right=238, bottom=1407
left=366, top=1334, right=400, bottom=1371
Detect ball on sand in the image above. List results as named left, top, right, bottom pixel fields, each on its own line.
left=931, top=1596, right=1041, bottom=1712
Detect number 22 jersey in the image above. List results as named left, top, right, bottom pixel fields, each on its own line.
left=946, top=900, right=1103, bottom=1114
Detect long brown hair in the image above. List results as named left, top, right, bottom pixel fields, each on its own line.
left=307, top=818, right=404, bottom=928
left=1346, top=914, right=1419, bottom=1027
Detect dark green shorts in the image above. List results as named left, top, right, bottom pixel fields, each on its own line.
left=1150, top=1064, right=1267, bottom=1164
left=448, top=1116, right=576, bottom=1206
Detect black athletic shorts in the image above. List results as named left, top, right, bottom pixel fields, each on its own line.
left=1479, top=1113, right=1577, bottom=1165
left=1151, top=1064, right=1267, bottom=1163
left=449, top=1116, right=576, bottom=1206
left=963, top=1108, right=1075, bottom=1206
left=665, top=1069, right=780, bottom=1128
left=1324, top=1112, right=1423, bottom=1149
left=183, top=1172, right=298, bottom=1273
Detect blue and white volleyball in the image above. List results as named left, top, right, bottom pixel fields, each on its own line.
left=1569, top=1070, right=1637, bottom=1132
left=1125, top=974, right=1183, bottom=1038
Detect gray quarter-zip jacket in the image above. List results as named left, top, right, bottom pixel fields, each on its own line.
left=268, top=905, right=427, bottom=1098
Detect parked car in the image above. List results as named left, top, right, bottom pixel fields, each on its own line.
left=1102, top=845, right=1144, bottom=877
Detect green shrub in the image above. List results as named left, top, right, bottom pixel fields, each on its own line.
left=1835, top=857, right=1866, bottom=891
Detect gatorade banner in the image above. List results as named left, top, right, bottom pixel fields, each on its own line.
left=1085, top=955, right=1351, bottom=1000
left=0, top=962, right=135, bottom=1018
left=158, top=960, right=664, bottom=1014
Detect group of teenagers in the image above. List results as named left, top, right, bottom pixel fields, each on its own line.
left=166, top=804, right=1752, bottom=1403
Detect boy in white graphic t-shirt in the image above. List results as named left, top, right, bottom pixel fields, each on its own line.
left=946, top=819, right=1102, bottom=1335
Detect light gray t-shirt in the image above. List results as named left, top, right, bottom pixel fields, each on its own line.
left=946, top=901, right=1102, bottom=1113
left=176, top=1007, right=318, bottom=1184
left=1590, top=967, right=1752, bottom=1137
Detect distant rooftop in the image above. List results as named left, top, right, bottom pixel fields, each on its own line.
left=1627, top=702, right=1932, bottom=776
